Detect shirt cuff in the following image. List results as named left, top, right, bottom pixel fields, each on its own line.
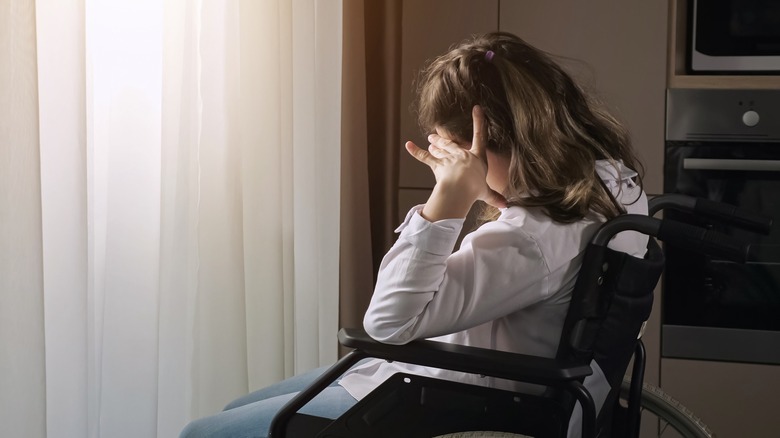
left=395, top=205, right=464, bottom=256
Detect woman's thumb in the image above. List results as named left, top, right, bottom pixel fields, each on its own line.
left=483, top=189, right=507, bottom=209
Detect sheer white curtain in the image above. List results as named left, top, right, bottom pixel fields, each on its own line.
left=2, top=0, right=342, bottom=436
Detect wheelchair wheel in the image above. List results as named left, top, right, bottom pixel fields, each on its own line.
left=432, top=381, right=713, bottom=438
left=434, top=433, right=531, bottom=438
left=621, top=378, right=715, bottom=438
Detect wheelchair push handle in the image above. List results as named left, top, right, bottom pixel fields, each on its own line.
left=649, top=194, right=773, bottom=235
left=590, top=214, right=750, bottom=264
left=658, top=220, right=750, bottom=264
left=694, top=198, right=772, bottom=235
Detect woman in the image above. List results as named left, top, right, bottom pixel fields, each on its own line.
left=181, top=31, right=647, bottom=438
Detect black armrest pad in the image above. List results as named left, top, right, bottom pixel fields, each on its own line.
left=339, top=328, right=592, bottom=386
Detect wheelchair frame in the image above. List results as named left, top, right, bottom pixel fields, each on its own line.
left=268, top=194, right=771, bottom=438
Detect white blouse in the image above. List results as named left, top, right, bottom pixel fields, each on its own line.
left=338, top=160, right=648, bottom=405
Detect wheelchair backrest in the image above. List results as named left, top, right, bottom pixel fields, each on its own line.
left=555, top=236, right=664, bottom=424
left=560, top=238, right=663, bottom=376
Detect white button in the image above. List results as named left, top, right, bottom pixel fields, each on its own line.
left=742, top=110, right=760, bottom=127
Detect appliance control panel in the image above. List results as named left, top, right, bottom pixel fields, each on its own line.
left=666, top=89, right=780, bottom=142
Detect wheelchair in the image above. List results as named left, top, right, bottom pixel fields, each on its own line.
left=268, top=194, right=772, bottom=438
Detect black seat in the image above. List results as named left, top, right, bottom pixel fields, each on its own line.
left=268, top=195, right=767, bottom=438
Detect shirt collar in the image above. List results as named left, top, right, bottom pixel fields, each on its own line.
left=595, top=159, right=637, bottom=183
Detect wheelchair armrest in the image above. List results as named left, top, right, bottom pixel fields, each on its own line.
left=270, top=330, right=598, bottom=438
left=339, top=328, right=593, bottom=387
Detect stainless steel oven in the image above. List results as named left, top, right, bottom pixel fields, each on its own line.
left=663, top=88, right=780, bottom=365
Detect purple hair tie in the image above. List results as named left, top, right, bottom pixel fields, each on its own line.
left=485, top=50, right=495, bottom=62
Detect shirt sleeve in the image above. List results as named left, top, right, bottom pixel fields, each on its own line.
left=363, top=207, right=551, bottom=344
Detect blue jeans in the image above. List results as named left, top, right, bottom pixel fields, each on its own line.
left=179, top=365, right=358, bottom=438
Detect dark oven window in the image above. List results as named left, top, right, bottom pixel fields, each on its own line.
left=694, top=0, right=780, bottom=56
left=663, top=141, right=780, bottom=331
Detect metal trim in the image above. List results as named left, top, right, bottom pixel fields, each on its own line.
left=662, top=325, right=780, bottom=365
left=683, top=158, right=780, bottom=172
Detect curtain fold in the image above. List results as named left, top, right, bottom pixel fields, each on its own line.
left=338, top=0, right=373, bottom=341
left=290, top=0, right=342, bottom=374
left=2, top=0, right=343, bottom=436
left=336, top=0, right=404, bottom=341
left=364, top=0, right=402, bottom=281
left=157, top=0, right=202, bottom=433
left=236, top=0, right=294, bottom=399
left=0, top=1, right=47, bottom=436
left=35, top=0, right=88, bottom=435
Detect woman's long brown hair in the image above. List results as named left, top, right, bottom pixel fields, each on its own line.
left=414, top=32, right=644, bottom=223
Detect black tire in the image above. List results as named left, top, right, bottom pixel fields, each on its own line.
left=434, top=433, right=531, bottom=438
left=621, top=378, right=715, bottom=438
left=436, top=381, right=714, bottom=438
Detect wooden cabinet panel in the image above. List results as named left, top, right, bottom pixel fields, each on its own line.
left=499, top=0, right=668, bottom=195
left=397, top=188, right=431, bottom=224
left=661, top=358, right=780, bottom=437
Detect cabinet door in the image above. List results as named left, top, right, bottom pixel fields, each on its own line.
left=499, top=0, right=667, bottom=195
left=662, top=358, right=780, bottom=437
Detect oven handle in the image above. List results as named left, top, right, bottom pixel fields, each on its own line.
left=683, top=158, right=780, bottom=172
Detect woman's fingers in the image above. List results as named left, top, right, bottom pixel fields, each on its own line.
left=470, top=105, right=488, bottom=158
left=405, top=141, right=436, bottom=166
left=428, top=143, right=446, bottom=158
left=428, top=133, right=461, bottom=154
left=407, top=106, right=504, bottom=212
left=426, top=106, right=488, bottom=157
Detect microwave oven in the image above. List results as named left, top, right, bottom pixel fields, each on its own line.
left=689, top=0, right=780, bottom=74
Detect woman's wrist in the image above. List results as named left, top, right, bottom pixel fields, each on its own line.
left=420, top=183, right=475, bottom=222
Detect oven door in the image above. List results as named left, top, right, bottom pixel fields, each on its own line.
left=663, top=141, right=780, bottom=364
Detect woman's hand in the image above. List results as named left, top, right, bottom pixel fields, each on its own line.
left=405, top=105, right=507, bottom=222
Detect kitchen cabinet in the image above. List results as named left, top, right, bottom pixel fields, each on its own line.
left=661, top=358, right=780, bottom=438
left=499, top=0, right=668, bottom=196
